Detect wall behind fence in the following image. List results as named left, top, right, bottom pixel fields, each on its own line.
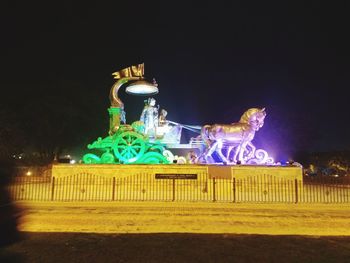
left=52, top=164, right=303, bottom=180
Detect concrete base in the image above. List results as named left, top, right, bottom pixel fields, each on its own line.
left=52, top=164, right=303, bottom=181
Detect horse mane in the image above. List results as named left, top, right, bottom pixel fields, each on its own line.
left=239, top=108, right=261, bottom=123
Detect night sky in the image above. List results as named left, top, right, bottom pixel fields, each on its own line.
left=2, top=1, right=349, bottom=161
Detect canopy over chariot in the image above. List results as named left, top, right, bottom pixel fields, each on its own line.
left=82, top=64, right=274, bottom=165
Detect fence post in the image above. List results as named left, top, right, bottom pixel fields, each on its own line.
left=112, top=177, right=116, bottom=201
left=172, top=179, right=175, bottom=201
left=51, top=177, right=55, bottom=201
left=232, top=178, right=236, bottom=203
left=294, top=179, right=298, bottom=204
left=212, top=177, right=216, bottom=202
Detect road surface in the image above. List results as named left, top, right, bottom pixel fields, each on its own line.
left=16, top=201, right=350, bottom=236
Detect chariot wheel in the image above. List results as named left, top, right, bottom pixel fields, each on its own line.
left=112, top=131, right=146, bottom=163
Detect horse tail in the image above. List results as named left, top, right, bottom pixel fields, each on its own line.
left=201, top=125, right=212, bottom=147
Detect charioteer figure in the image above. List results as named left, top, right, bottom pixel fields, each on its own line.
left=159, top=109, right=168, bottom=126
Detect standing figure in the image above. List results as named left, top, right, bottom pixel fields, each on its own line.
left=140, top=98, right=159, bottom=137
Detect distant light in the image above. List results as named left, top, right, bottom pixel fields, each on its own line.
left=125, top=80, right=159, bottom=95
left=26, top=171, right=32, bottom=176
left=70, top=159, right=76, bottom=164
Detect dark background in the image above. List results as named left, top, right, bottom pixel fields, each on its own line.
left=1, top=0, right=349, bottom=163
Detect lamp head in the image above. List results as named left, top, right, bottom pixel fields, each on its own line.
left=125, top=79, right=159, bottom=96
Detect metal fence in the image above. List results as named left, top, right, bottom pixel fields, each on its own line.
left=8, top=174, right=350, bottom=203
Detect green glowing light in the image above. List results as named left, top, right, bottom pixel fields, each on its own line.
left=83, top=128, right=170, bottom=164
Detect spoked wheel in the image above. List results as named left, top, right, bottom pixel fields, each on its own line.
left=112, top=131, right=146, bottom=163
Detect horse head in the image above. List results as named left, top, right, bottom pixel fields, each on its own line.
left=239, top=108, right=266, bottom=130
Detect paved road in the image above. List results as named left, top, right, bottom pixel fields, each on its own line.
left=15, top=201, right=350, bottom=236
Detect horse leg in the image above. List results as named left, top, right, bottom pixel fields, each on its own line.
left=216, top=140, right=228, bottom=163
left=227, top=145, right=235, bottom=163
left=205, top=141, right=217, bottom=163
left=238, top=141, right=248, bottom=164
left=246, top=141, right=256, bottom=159
left=233, top=144, right=242, bottom=164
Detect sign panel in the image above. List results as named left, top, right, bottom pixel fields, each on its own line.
left=208, top=166, right=232, bottom=179
left=155, top=174, right=197, bottom=180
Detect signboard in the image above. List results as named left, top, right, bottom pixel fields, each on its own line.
left=155, top=174, right=197, bottom=180
left=208, top=166, right=232, bottom=179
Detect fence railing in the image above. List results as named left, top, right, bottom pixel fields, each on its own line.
left=8, top=174, right=350, bottom=203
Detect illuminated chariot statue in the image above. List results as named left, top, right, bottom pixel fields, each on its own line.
left=82, top=64, right=274, bottom=165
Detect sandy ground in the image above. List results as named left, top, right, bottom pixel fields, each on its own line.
left=15, top=201, right=350, bottom=236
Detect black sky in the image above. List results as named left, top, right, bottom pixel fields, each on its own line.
left=1, top=0, right=350, bottom=161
